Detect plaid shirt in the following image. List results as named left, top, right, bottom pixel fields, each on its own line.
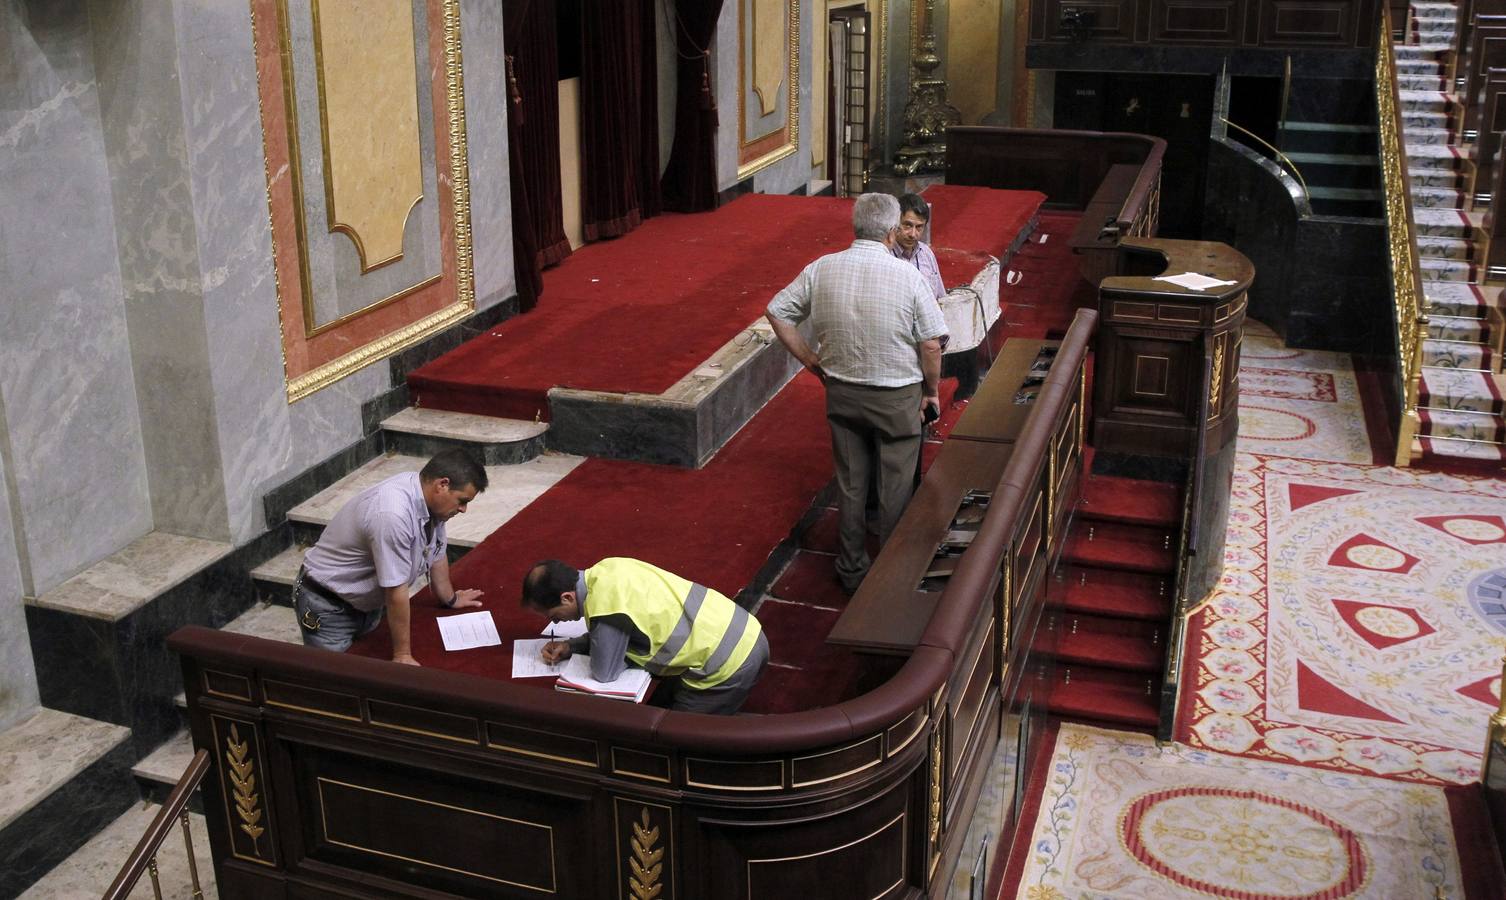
left=767, top=240, right=949, bottom=387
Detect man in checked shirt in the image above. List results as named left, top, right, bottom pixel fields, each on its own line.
left=765, top=193, right=949, bottom=594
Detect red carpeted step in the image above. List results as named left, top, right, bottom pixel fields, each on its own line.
left=1060, top=566, right=1171, bottom=621
left=1063, top=520, right=1176, bottom=574
left=1046, top=665, right=1160, bottom=729
left=1077, top=471, right=1180, bottom=527
left=1055, top=614, right=1162, bottom=673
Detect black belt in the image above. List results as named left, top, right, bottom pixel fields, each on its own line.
left=297, top=567, right=355, bottom=609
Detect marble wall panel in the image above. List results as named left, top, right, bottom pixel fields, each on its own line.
left=0, top=451, right=38, bottom=733
left=716, top=0, right=818, bottom=194
left=176, top=0, right=515, bottom=545
left=88, top=0, right=231, bottom=542
left=0, top=0, right=154, bottom=593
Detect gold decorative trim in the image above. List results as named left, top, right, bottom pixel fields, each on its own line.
left=790, top=735, right=884, bottom=787
left=485, top=721, right=599, bottom=768
left=888, top=709, right=930, bottom=758
left=628, top=807, right=664, bottom=900
left=1132, top=354, right=1172, bottom=398
left=736, top=0, right=801, bottom=180
left=265, top=0, right=474, bottom=402
left=745, top=812, right=906, bottom=894
left=262, top=678, right=362, bottom=721
left=211, top=718, right=276, bottom=867
left=286, top=299, right=471, bottom=401
left=367, top=697, right=480, bottom=744
left=317, top=777, right=557, bottom=892
left=926, top=727, right=943, bottom=860
left=615, top=799, right=676, bottom=900
left=683, top=757, right=786, bottom=791
left=1209, top=334, right=1226, bottom=415
left=306, top=273, right=441, bottom=339
left=225, top=724, right=265, bottom=842
left=611, top=747, right=673, bottom=783
left=202, top=670, right=253, bottom=703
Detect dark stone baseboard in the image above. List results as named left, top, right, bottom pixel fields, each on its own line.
left=0, top=736, right=135, bottom=898
left=25, top=524, right=290, bottom=759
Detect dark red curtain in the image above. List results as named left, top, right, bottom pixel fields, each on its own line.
left=504, top=0, right=570, bottom=310
left=579, top=0, right=661, bottom=241
left=659, top=0, right=726, bottom=213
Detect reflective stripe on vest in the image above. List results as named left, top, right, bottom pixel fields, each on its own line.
left=584, top=558, right=760, bottom=689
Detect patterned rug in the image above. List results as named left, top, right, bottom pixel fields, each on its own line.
left=1236, top=330, right=1374, bottom=464
left=1178, top=453, right=1506, bottom=784
left=1017, top=725, right=1472, bottom=899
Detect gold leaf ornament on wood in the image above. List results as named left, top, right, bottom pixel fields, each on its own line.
left=226, top=724, right=266, bottom=841
left=629, top=807, right=664, bottom=900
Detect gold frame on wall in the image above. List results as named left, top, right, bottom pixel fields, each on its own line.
left=251, top=0, right=474, bottom=403
left=737, top=0, right=802, bottom=179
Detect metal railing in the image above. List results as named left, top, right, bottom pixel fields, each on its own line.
left=1218, top=116, right=1311, bottom=203
left=1375, top=3, right=1429, bottom=467
left=103, top=749, right=210, bottom=900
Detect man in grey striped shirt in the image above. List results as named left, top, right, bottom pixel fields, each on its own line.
left=766, top=193, right=949, bottom=593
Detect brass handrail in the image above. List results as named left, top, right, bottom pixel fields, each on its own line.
left=1375, top=3, right=1428, bottom=467
left=103, top=749, right=210, bottom=900
left=1218, top=117, right=1310, bottom=201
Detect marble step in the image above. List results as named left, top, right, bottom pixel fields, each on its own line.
left=1413, top=207, right=1479, bottom=237
left=1402, top=110, right=1453, bottom=130
left=1425, top=281, right=1494, bottom=317
left=222, top=599, right=305, bottom=645
left=1412, top=2, right=1457, bottom=18
left=1399, top=74, right=1450, bottom=91
left=1398, top=89, right=1457, bottom=111
left=286, top=451, right=583, bottom=550
left=1406, top=143, right=1467, bottom=169
left=1418, top=406, right=1506, bottom=441
left=1414, top=434, right=1506, bottom=463
left=18, top=800, right=216, bottom=900
left=380, top=406, right=548, bottom=466
left=1427, top=311, right=1492, bottom=341
left=0, top=708, right=136, bottom=897
left=1395, top=43, right=1452, bottom=57
left=1409, top=167, right=1465, bottom=189
left=1419, top=366, right=1506, bottom=413
left=26, top=531, right=231, bottom=623
left=1401, top=125, right=1454, bottom=145
left=1422, top=337, right=1493, bottom=368
left=1394, top=56, right=1445, bottom=72
left=1279, top=121, right=1377, bottom=155
left=1416, top=234, right=1474, bottom=260
left=1410, top=184, right=1466, bottom=207
left=249, top=542, right=306, bottom=604
left=1420, top=256, right=1478, bottom=281
left=132, top=728, right=202, bottom=810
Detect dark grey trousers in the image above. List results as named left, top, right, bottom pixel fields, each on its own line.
left=823, top=379, right=923, bottom=592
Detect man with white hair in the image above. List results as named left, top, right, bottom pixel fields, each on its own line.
left=765, top=193, right=948, bottom=593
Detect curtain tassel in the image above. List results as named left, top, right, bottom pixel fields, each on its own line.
left=506, top=53, right=525, bottom=126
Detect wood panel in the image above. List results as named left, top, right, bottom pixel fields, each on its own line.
left=1033, top=0, right=1136, bottom=42
left=1257, top=0, right=1360, bottom=46
left=1473, top=70, right=1506, bottom=206
left=1151, top=0, right=1244, bottom=44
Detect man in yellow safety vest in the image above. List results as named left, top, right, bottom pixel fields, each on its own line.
left=522, top=557, right=769, bottom=715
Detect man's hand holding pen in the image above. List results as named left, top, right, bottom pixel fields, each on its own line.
left=541, top=633, right=573, bottom=664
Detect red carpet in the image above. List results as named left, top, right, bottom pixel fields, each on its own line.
left=347, top=372, right=833, bottom=681
left=408, top=189, right=1044, bottom=420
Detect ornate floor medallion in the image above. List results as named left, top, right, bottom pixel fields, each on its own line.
left=1120, top=787, right=1366, bottom=899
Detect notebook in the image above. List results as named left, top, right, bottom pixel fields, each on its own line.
left=554, top=654, right=652, bottom=703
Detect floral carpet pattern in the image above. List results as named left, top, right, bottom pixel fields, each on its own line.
left=1235, top=327, right=1374, bottom=464
left=1017, top=725, right=1465, bottom=900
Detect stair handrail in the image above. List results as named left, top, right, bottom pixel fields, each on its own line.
left=1217, top=116, right=1311, bottom=203
left=1375, top=3, right=1429, bottom=467
left=103, top=749, right=210, bottom=900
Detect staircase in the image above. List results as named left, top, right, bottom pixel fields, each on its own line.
left=1397, top=1, right=1506, bottom=465
left=1280, top=122, right=1385, bottom=218
left=1045, top=464, right=1180, bottom=731
left=13, top=407, right=569, bottom=897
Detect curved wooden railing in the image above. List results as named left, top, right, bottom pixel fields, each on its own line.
left=1376, top=2, right=1429, bottom=466
left=103, top=749, right=210, bottom=900
left=170, top=311, right=1097, bottom=899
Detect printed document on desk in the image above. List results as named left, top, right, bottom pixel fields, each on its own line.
left=555, top=655, right=651, bottom=702
left=511, top=639, right=568, bottom=679
left=437, top=610, right=501, bottom=651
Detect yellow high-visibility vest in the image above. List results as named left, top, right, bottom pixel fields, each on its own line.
left=584, top=558, right=761, bottom=690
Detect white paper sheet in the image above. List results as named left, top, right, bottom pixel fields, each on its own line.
left=511, top=638, right=569, bottom=678
left=541, top=619, right=588, bottom=640
left=1152, top=271, right=1239, bottom=292
left=436, top=610, right=501, bottom=651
